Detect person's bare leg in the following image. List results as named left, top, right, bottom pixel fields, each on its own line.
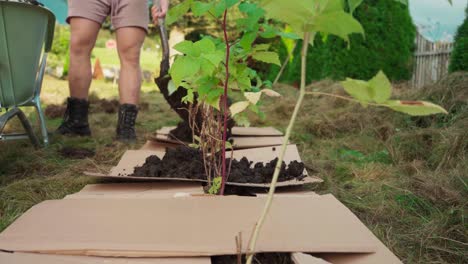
left=57, top=18, right=100, bottom=136
left=114, top=27, right=145, bottom=142
left=69, top=18, right=101, bottom=99
left=116, top=27, right=146, bottom=104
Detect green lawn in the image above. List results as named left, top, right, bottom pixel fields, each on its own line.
left=0, top=74, right=466, bottom=263
left=92, top=47, right=160, bottom=73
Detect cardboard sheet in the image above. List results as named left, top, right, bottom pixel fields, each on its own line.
left=0, top=252, right=210, bottom=264
left=151, top=133, right=286, bottom=149
left=316, top=236, right=403, bottom=264
left=64, top=182, right=205, bottom=199
left=156, top=126, right=283, bottom=137
left=0, top=195, right=378, bottom=257
left=87, top=145, right=322, bottom=187
left=140, top=140, right=180, bottom=151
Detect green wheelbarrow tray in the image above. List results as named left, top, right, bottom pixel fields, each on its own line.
left=0, top=1, right=56, bottom=147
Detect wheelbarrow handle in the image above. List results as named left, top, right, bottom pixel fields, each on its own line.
left=153, top=0, right=170, bottom=62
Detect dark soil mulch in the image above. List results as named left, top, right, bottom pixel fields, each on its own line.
left=90, top=99, right=120, bottom=114
left=132, top=146, right=306, bottom=184
left=212, top=253, right=293, bottom=264
left=59, top=147, right=95, bottom=159
left=44, top=104, right=66, bottom=119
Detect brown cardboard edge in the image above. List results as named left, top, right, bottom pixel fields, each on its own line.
left=148, top=134, right=286, bottom=150
left=64, top=182, right=206, bottom=199
left=0, top=252, right=211, bottom=264
left=84, top=172, right=321, bottom=187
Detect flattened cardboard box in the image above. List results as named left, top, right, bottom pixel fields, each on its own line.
left=0, top=195, right=384, bottom=257
left=0, top=252, right=210, bottom=264
left=86, top=145, right=322, bottom=187
left=64, top=182, right=206, bottom=199
left=150, top=126, right=285, bottom=149
left=66, top=183, right=319, bottom=200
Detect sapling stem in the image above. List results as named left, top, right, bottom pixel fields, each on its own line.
left=220, top=9, right=230, bottom=195
left=273, top=41, right=297, bottom=86
left=246, top=32, right=311, bottom=264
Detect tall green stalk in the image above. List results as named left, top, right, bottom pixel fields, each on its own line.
left=245, top=32, right=311, bottom=264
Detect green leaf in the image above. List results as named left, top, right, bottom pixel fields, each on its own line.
left=233, top=113, right=251, bottom=127
left=230, top=101, right=250, bottom=116
left=202, top=50, right=225, bottom=66
left=167, top=80, right=178, bottom=96
left=213, top=0, right=239, bottom=17
left=191, top=1, right=214, bottom=16
left=341, top=78, right=373, bottom=104
left=169, top=56, right=200, bottom=87
left=194, top=37, right=216, bottom=53
left=383, top=100, right=448, bottom=116
left=307, top=11, right=364, bottom=42
left=253, top=44, right=270, bottom=52
left=199, top=58, right=216, bottom=75
left=277, top=31, right=301, bottom=40
left=173, top=41, right=197, bottom=56
left=259, top=24, right=277, bottom=38
left=238, top=2, right=258, bottom=13
left=321, top=0, right=344, bottom=13
left=208, top=176, right=222, bottom=195
left=261, top=0, right=314, bottom=33
left=368, top=71, right=392, bottom=103
left=206, top=89, right=224, bottom=110
left=166, top=0, right=192, bottom=25
left=240, top=32, right=257, bottom=51
left=252, top=51, right=281, bottom=66
left=182, top=89, right=195, bottom=103
left=347, top=0, right=363, bottom=14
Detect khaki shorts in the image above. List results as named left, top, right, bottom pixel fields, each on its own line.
left=67, top=0, right=149, bottom=32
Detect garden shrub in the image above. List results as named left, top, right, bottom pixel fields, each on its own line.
left=449, top=5, right=468, bottom=73
left=268, top=0, right=416, bottom=83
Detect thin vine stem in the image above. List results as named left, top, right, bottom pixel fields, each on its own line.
left=245, top=32, right=311, bottom=264
left=220, top=9, right=230, bottom=195
left=273, top=41, right=297, bottom=86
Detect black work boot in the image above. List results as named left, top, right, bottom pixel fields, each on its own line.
left=116, top=104, right=138, bottom=143
left=56, top=97, right=91, bottom=136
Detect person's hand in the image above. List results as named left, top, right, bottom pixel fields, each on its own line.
left=152, top=0, right=169, bottom=25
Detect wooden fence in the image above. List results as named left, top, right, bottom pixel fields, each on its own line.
left=412, top=32, right=453, bottom=88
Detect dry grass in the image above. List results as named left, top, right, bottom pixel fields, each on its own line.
left=255, top=73, right=468, bottom=263
left=0, top=73, right=467, bottom=263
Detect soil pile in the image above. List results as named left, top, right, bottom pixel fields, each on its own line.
left=211, top=253, right=293, bottom=264
left=45, top=104, right=66, bottom=119
left=59, top=147, right=95, bottom=159
left=132, top=146, right=306, bottom=183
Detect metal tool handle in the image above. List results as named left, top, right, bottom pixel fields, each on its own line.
left=153, top=0, right=170, bottom=64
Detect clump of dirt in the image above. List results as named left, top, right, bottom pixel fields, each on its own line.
left=169, top=121, right=194, bottom=142
left=211, top=253, right=293, bottom=264
left=45, top=104, right=66, bottom=119
left=90, top=98, right=120, bottom=114
left=132, top=146, right=306, bottom=184
left=168, top=120, right=234, bottom=143
left=59, top=147, right=95, bottom=159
